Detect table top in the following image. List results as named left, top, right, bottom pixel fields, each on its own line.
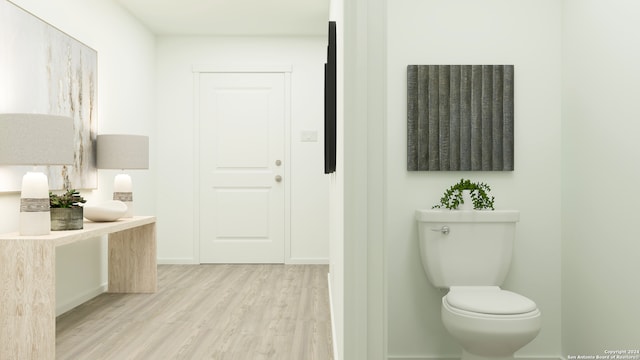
left=0, top=216, right=156, bottom=247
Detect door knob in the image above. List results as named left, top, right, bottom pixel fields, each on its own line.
left=275, top=175, right=282, bottom=183
left=275, top=160, right=282, bottom=166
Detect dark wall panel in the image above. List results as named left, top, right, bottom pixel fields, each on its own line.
left=407, top=64, right=514, bottom=171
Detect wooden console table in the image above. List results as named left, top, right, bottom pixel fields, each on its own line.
left=0, top=216, right=156, bottom=359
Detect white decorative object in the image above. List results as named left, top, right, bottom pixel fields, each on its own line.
left=83, top=200, right=128, bottom=222
left=97, top=134, right=149, bottom=218
left=458, top=190, right=473, bottom=210
left=0, top=114, right=75, bottom=235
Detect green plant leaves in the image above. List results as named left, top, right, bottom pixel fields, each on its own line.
left=432, top=178, right=495, bottom=210
left=49, top=189, right=86, bottom=208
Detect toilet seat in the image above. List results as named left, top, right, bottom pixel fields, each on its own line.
left=445, top=286, right=538, bottom=315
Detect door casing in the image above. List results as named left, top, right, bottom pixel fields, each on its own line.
left=192, top=64, right=292, bottom=264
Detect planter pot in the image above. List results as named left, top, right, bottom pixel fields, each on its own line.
left=458, top=190, right=474, bottom=210
left=50, top=207, right=84, bottom=231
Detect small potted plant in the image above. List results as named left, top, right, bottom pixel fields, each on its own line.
left=49, top=189, right=86, bottom=230
left=433, top=179, right=495, bottom=210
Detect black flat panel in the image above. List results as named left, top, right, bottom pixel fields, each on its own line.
left=324, top=21, right=337, bottom=174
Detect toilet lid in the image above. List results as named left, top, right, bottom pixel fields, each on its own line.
left=446, top=287, right=537, bottom=315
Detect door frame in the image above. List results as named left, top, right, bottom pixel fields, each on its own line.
left=192, top=64, right=292, bottom=264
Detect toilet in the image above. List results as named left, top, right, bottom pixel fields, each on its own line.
left=416, top=209, right=541, bottom=360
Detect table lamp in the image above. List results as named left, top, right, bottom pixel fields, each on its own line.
left=96, top=134, right=149, bottom=217
left=0, top=113, right=75, bottom=235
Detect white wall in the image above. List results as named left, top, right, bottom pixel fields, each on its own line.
left=336, top=0, right=390, bottom=358
left=0, top=0, right=156, bottom=314
left=155, top=36, right=329, bottom=264
left=385, top=0, right=562, bottom=357
left=562, top=0, right=640, bottom=356
left=329, top=0, right=345, bottom=358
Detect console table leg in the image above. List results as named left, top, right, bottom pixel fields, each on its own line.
left=108, top=223, right=157, bottom=293
left=0, top=239, right=55, bottom=359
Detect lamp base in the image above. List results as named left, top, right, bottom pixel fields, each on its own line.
left=113, top=173, right=134, bottom=218
left=20, top=212, right=50, bottom=236
left=19, top=172, right=50, bottom=236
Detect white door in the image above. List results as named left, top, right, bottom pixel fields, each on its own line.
left=198, top=72, right=285, bottom=263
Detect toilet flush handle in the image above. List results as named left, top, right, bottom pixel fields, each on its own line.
left=430, top=225, right=450, bottom=235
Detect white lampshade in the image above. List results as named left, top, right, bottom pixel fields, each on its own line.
left=0, top=113, right=75, bottom=235
left=96, top=134, right=149, bottom=170
left=0, top=113, right=74, bottom=165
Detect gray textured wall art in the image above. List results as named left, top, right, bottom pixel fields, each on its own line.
left=0, top=0, right=97, bottom=191
left=407, top=65, right=514, bottom=171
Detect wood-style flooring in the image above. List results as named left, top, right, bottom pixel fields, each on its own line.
left=56, top=264, right=333, bottom=360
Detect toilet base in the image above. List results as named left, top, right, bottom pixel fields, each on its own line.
left=461, top=350, right=514, bottom=360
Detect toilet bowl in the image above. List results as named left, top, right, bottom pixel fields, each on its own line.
left=441, top=286, right=541, bottom=360
left=415, top=209, right=542, bottom=360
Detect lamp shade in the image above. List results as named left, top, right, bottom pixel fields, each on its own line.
left=0, top=113, right=74, bottom=165
left=96, top=134, right=149, bottom=169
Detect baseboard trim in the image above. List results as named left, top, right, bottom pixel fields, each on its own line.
left=287, top=258, right=330, bottom=265
left=158, top=258, right=329, bottom=265
left=157, top=258, right=198, bottom=264
left=56, top=284, right=107, bottom=316
left=328, top=273, right=339, bottom=360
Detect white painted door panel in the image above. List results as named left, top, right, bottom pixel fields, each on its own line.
left=199, top=72, right=285, bottom=263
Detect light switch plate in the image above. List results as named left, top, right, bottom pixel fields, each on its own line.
left=301, top=130, right=318, bottom=142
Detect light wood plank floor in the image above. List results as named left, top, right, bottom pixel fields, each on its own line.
left=56, top=264, right=333, bottom=360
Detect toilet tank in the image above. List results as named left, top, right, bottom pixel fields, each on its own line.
left=415, top=209, right=520, bottom=289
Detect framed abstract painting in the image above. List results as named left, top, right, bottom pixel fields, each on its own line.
left=0, top=0, right=97, bottom=192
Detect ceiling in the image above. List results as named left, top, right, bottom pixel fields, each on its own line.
left=115, top=0, right=330, bottom=36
